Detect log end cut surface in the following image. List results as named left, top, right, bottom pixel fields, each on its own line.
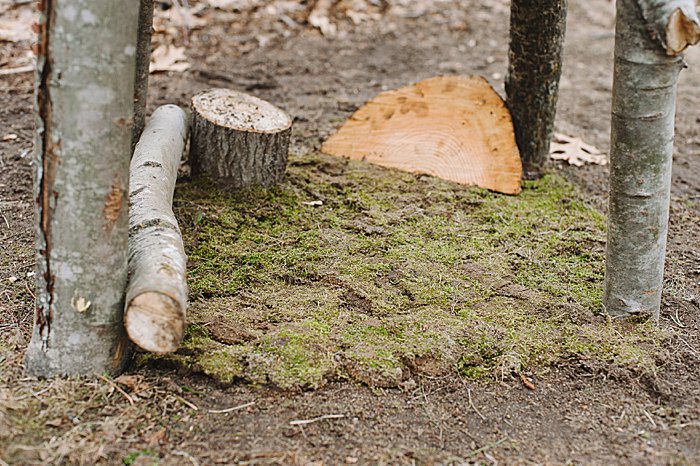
left=321, top=76, right=523, bottom=194
left=125, top=292, right=185, bottom=354
left=192, top=88, right=292, bottom=133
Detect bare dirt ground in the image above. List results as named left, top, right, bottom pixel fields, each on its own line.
left=2, top=0, right=700, bottom=464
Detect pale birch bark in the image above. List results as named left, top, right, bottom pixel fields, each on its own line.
left=125, top=105, right=189, bottom=354
left=604, top=0, right=700, bottom=318
left=506, top=0, right=568, bottom=173
left=25, top=0, right=140, bottom=376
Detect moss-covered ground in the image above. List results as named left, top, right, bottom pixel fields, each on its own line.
left=147, top=154, right=666, bottom=389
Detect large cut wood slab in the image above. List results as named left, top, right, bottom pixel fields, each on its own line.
left=322, top=76, right=523, bottom=194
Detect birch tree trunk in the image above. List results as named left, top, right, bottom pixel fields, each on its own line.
left=132, top=0, right=155, bottom=151
left=604, top=0, right=700, bottom=318
left=505, top=0, right=568, bottom=173
left=25, top=0, right=140, bottom=377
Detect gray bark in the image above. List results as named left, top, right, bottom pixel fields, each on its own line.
left=132, top=0, right=155, bottom=152
left=604, top=0, right=700, bottom=319
left=189, top=89, right=292, bottom=188
left=125, top=105, right=189, bottom=354
left=25, top=0, right=140, bottom=376
left=505, top=0, right=568, bottom=173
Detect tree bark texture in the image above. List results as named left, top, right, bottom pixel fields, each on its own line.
left=125, top=105, right=189, bottom=354
left=131, top=0, right=155, bottom=152
left=505, top=0, right=568, bottom=173
left=604, top=0, right=700, bottom=319
left=189, top=89, right=292, bottom=189
left=25, top=0, right=140, bottom=377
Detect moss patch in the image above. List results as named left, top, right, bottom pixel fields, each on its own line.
left=149, top=154, right=667, bottom=388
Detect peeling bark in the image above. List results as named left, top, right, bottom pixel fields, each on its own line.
left=25, top=0, right=140, bottom=377
left=505, top=0, right=568, bottom=173
left=125, top=105, right=189, bottom=354
left=603, top=0, right=700, bottom=319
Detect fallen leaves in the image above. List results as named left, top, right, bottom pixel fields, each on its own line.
left=0, top=5, right=35, bottom=43
left=550, top=132, right=608, bottom=167
left=150, top=44, right=190, bottom=73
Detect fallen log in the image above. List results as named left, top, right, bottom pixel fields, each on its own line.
left=125, top=105, right=189, bottom=354
left=189, top=88, right=292, bottom=189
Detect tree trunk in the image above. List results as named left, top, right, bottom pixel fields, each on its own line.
left=189, top=89, right=292, bottom=189
left=125, top=105, right=189, bottom=354
left=132, top=0, right=155, bottom=152
left=604, top=0, right=700, bottom=319
left=25, top=0, right=140, bottom=377
left=505, top=0, right=568, bottom=174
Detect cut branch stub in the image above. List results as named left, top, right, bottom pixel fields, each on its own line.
left=321, top=76, right=522, bottom=195
left=189, top=89, right=292, bottom=188
left=126, top=105, right=189, bottom=354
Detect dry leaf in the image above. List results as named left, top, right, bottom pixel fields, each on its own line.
left=550, top=132, right=607, bottom=167
left=309, top=0, right=337, bottom=36
left=150, top=44, right=191, bottom=73
left=0, top=7, right=36, bottom=43
left=114, top=374, right=146, bottom=391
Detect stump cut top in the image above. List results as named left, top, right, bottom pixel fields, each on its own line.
left=321, top=75, right=523, bottom=195
left=192, top=89, right=292, bottom=133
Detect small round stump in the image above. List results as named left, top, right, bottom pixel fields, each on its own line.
left=190, top=89, right=292, bottom=188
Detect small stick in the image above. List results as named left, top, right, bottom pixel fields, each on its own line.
left=208, top=401, right=255, bottom=414
left=467, top=388, right=486, bottom=421
left=0, top=65, right=34, bottom=76
left=465, top=436, right=508, bottom=458
left=175, top=395, right=199, bottom=411
left=289, top=414, right=345, bottom=426
left=96, top=374, right=134, bottom=405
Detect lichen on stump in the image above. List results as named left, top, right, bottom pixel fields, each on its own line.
left=189, top=89, right=292, bottom=189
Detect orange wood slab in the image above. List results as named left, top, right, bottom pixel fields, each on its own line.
left=321, top=76, right=523, bottom=194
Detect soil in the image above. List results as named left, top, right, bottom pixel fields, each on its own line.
left=2, top=0, right=700, bottom=464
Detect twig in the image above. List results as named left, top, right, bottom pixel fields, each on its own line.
left=678, top=337, right=700, bottom=357
left=208, top=401, right=255, bottom=414
left=465, top=436, right=508, bottom=459
left=172, top=450, right=200, bottom=466
left=175, top=394, right=199, bottom=411
left=0, top=64, right=34, bottom=76
left=24, top=282, right=35, bottom=300
left=289, top=414, right=345, bottom=426
left=467, top=388, right=486, bottom=421
left=96, top=373, right=134, bottom=405
left=642, top=409, right=657, bottom=428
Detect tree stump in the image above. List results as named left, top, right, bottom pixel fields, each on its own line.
left=190, top=89, right=292, bottom=188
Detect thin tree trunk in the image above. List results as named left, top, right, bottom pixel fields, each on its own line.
left=125, top=105, right=189, bottom=354
left=604, top=0, right=700, bottom=319
left=25, top=0, right=140, bottom=377
left=132, top=0, right=155, bottom=152
left=505, top=0, right=568, bottom=174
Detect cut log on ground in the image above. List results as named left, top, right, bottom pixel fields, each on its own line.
left=321, top=76, right=523, bottom=195
left=189, top=89, right=292, bottom=189
left=125, top=105, right=189, bottom=354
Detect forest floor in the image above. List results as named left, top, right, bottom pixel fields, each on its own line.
left=2, top=0, right=700, bottom=464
